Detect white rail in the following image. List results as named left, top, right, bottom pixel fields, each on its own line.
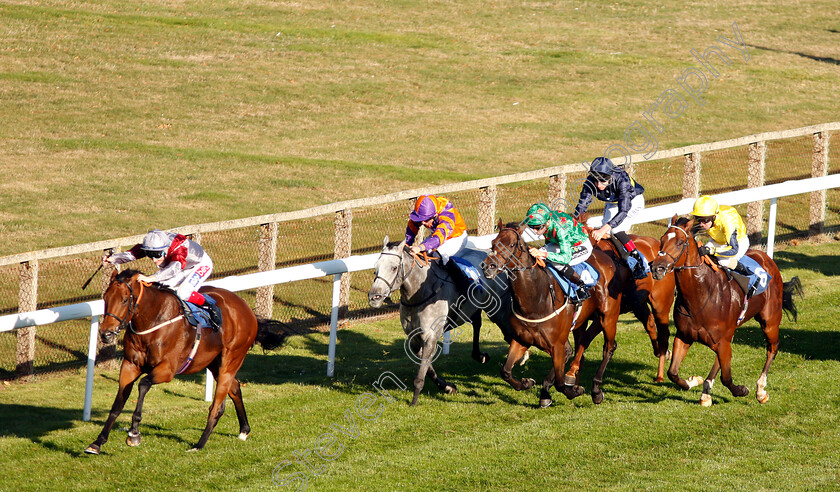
left=0, top=173, right=836, bottom=420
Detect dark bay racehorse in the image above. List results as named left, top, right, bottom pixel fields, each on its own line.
left=482, top=222, right=625, bottom=407
left=368, top=237, right=512, bottom=406
left=650, top=216, right=802, bottom=406
left=85, top=270, right=286, bottom=454
left=590, top=231, right=676, bottom=382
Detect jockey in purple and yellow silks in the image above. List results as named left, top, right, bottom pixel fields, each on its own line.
left=406, top=195, right=468, bottom=265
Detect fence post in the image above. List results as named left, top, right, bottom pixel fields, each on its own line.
left=548, top=174, right=567, bottom=208
left=810, top=131, right=831, bottom=238
left=477, top=186, right=497, bottom=235
left=16, top=260, right=38, bottom=380
left=747, top=141, right=767, bottom=245
left=683, top=152, right=701, bottom=199
left=256, top=222, right=278, bottom=318
left=97, top=248, right=119, bottom=369
left=334, top=209, right=353, bottom=321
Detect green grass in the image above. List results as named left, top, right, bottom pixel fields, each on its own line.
left=0, top=241, right=838, bottom=490
left=0, top=0, right=838, bottom=255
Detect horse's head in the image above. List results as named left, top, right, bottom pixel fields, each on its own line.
left=482, top=220, right=532, bottom=279
left=368, top=236, right=407, bottom=308
left=651, top=214, right=695, bottom=280
left=100, top=269, right=143, bottom=343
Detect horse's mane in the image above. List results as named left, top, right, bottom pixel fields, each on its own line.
left=674, top=216, right=692, bottom=227
left=386, top=239, right=402, bottom=249
left=114, top=269, right=177, bottom=295
left=115, top=269, right=142, bottom=281
left=503, top=221, right=522, bottom=230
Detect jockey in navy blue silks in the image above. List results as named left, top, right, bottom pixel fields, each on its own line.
left=573, top=157, right=647, bottom=280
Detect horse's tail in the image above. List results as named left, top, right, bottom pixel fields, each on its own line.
left=254, top=317, right=289, bottom=351
left=782, top=276, right=804, bottom=322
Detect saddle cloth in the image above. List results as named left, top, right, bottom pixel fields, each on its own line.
left=733, top=255, right=771, bottom=296
left=546, top=262, right=600, bottom=298
left=177, top=297, right=216, bottom=330
left=450, top=249, right=488, bottom=293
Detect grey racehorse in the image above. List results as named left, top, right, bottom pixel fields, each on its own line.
left=368, top=236, right=512, bottom=406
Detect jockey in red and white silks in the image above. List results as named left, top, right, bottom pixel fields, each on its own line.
left=104, top=229, right=222, bottom=327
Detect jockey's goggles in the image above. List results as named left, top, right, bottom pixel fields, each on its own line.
left=694, top=215, right=715, bottom=224
left=144, top=249, right=166, bottom=259
left=591, top=172, right=612, bottom=183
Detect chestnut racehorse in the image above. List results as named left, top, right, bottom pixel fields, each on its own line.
left=591, top=232, right=676, bottom=382
left=85, top=269, right=286, bottom=454
left=650, top=216, right=802, bottom=406
left=482, top=222, right=625, bottom=407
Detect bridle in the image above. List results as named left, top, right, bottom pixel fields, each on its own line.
left=102, top=277, right=143, bottom=338
left=372, top=251, right=406, bottom=295
left=486, top=227, right=533, bottom=273
left=658, top=222, right=711, bottom=318
left=372, top=248, right=443, bottom=307
left=656, top=223, right=702, bottom=274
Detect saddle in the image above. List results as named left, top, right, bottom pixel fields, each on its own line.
left=177, top=296, right=219, bottom=331
left=545, top=262, right=599, bottom=300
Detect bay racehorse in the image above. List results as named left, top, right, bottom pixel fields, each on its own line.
left=481, top=222, right=625, bottom=407
left=589, top=230, right=676, bottom=382
left=368, top=236, right=512, bottom=406
left=85, top=269, right=286, bottom=454
left=650, top=215, right=802, bottom=406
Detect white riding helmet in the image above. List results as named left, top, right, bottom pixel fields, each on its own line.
left=141, top=229, right=172, bottom=253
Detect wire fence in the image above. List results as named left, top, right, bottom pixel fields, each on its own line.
left=1, top=123, right=837, bottom=380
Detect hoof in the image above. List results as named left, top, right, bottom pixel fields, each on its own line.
left=522, top=378, right=535, bottom=390
left=126, top=433, right=141, bottom=447
left=700, top=394, right=713, bottom=407
left=562, top=385, right=585, bottom=400
left=186, top=447, right=200, bottom=453
left=563, top=374, right=577, bottom=387
left=444, top=384, right=457, bottom=395
left=757, top=392, right=770, bottom=404
left=238, top=432, right=249, bottom=441
left=479, top=353, right=488, bottom=364
left=733, top=385, right=749, bottom=398
left=654, top=376, right=664, bottom=383
left=539, top=398, right=552, bottom=408
left=592, top=389, right=604, bottom=405
left=83, top=444, right=100, bottom=455
left=686, top=375, right=704, bottom=389
left=666, top=349, right=672, bottom=361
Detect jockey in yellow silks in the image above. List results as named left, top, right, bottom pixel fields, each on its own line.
left=691, top=195, right=757, bottom=298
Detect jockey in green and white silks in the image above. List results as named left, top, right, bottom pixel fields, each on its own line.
left=523, top=203, right=594, bottom=302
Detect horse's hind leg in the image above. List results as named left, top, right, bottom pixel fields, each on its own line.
left=193, top=367, right=235, bottom=451
left=755, top=316, right=780, bottom=404
left=500, top=339, right=535, bottom=392
left=85, top=361, right=141, bottom=455
left=700, top=357, right=720, bottom=407
left=208, top=361, right=251, bottom=440
left=591, top=319, right=618, bottom=405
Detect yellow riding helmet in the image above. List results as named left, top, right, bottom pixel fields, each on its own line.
left=691, top=195, right=719, bottom=217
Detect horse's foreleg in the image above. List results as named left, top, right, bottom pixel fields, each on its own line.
left=500, top=339, right=534, bottom=392
left=700, top=356, right=720, bottom=407
left=563, top=321, right=593, bottom=396
left=539, top=367, right=556, bottom=408
left=591, top=319, right=618, bottom=405
left=410, top=332, right=441, bottom=406
left=716, top=340, right=749, bottom=400
left=470, top=311, right=488, bottom=364
left=667, top=336, right=702, bottom=390
left=84, top=361, right=141, bottom=455
left=127, top=364, right=176, bottom=447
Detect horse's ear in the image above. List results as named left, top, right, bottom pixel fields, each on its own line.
left=497, top=218, right=503, bottom=231
left=383, top=235, right=389, bottom=248
left=110, top=270, right=118, bottom=281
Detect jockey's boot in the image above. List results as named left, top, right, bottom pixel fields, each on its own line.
left=202, top=295, right=223, bottom=331
left=558, top=264, right=591, bottom=303
left=733, top=262, right=757, bottom=299
left=445, top=259, right=468, bottom=295
left=627, top=249, right=647, bottom=280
